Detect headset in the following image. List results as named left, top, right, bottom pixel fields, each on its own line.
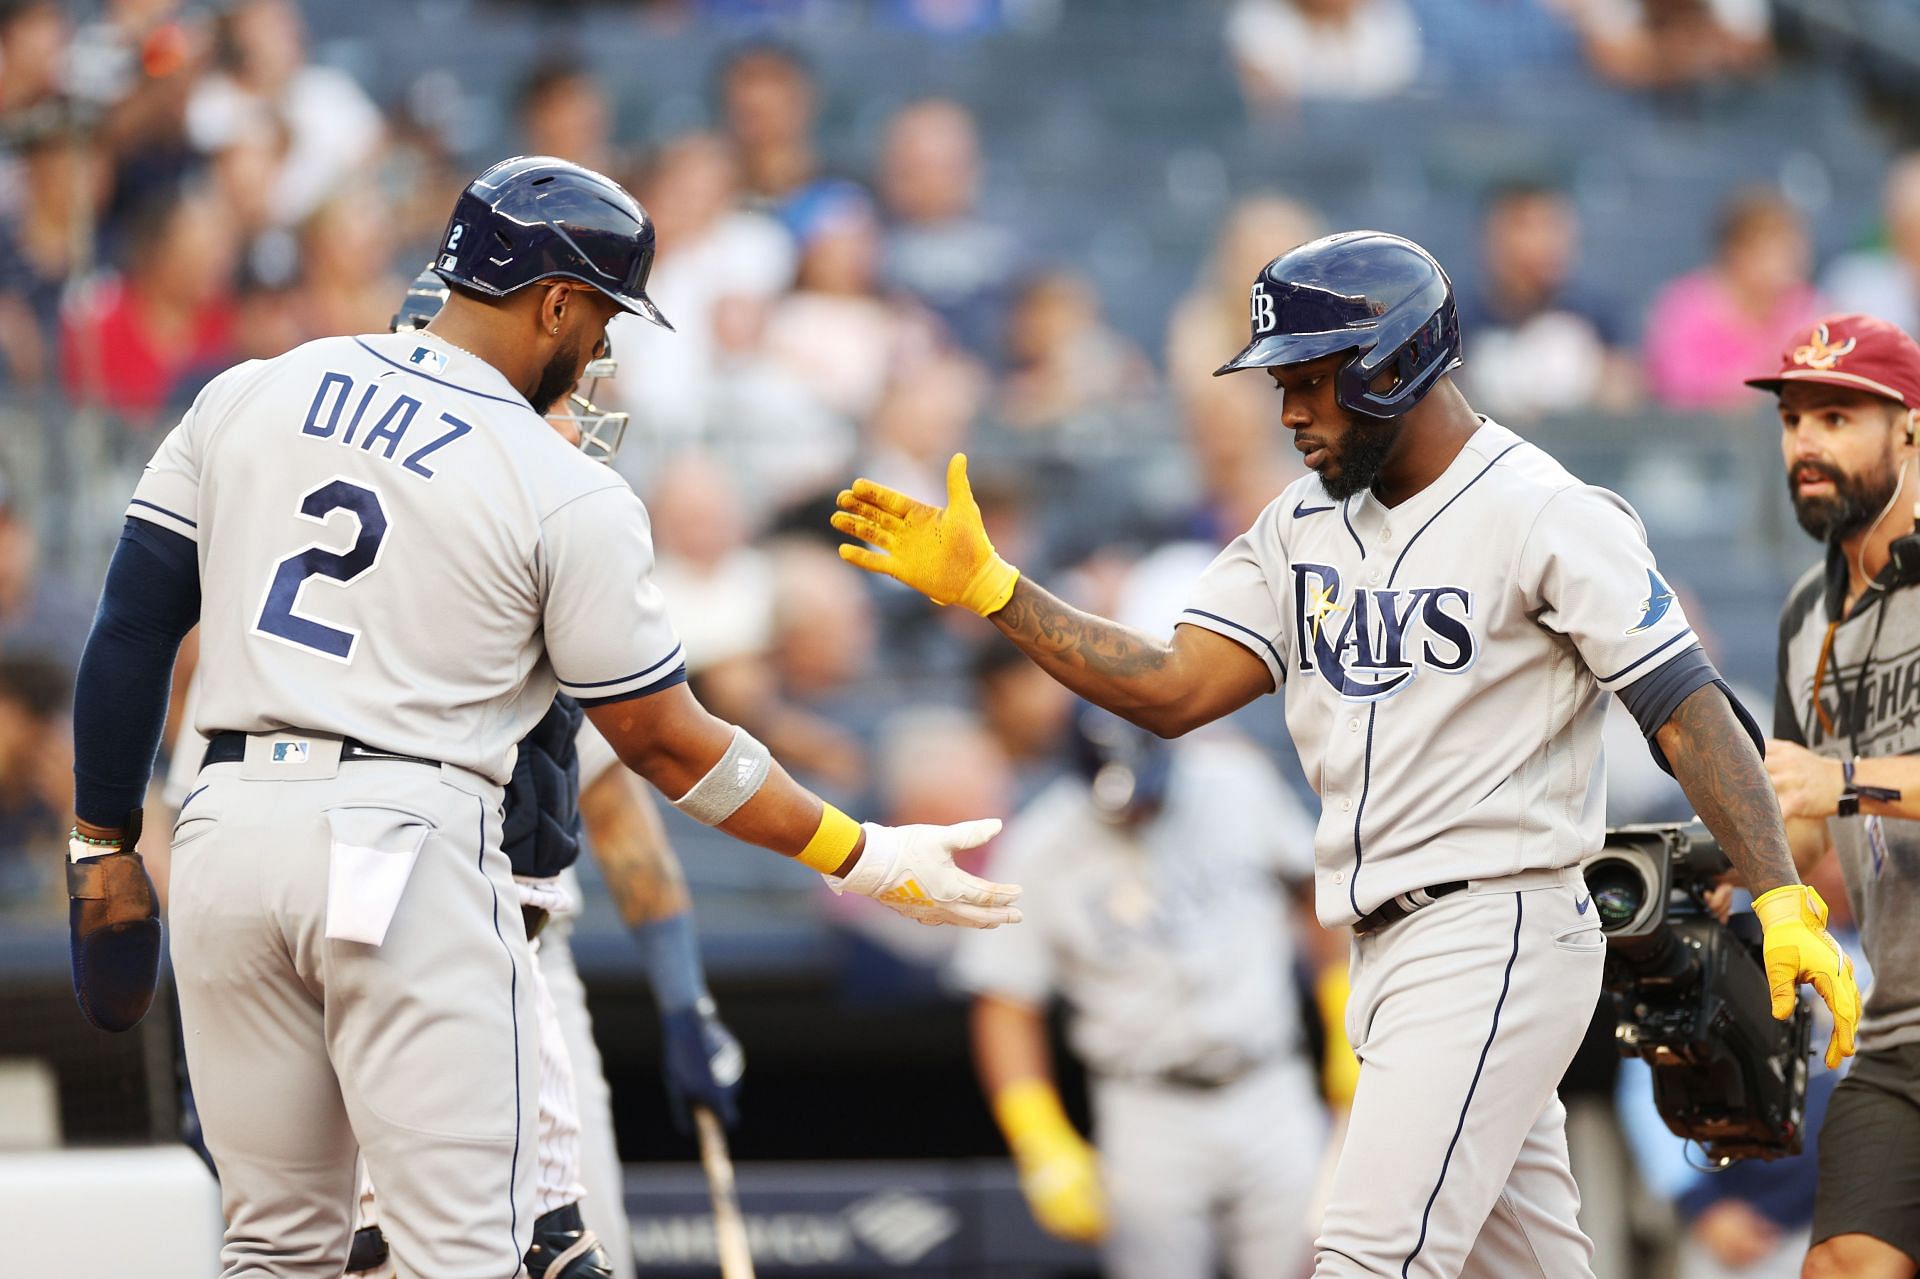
left=1883, top=408, right=1920, bottom=585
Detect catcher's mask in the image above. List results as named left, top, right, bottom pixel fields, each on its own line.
left=392, top=266, right=631, bottom=467
left=552, top=344, right=630, bottom=467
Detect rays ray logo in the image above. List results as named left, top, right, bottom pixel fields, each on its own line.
left=1626, top=568, right=1675, bottom=635
left=1291, top=563, right=1477, bottom=701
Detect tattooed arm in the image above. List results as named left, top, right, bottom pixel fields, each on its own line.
left=989, top=578, right=1273, bottom=738
left=1655, top=683, right=1800, bottom=896
left=579, top=758, right=750, bottom=1126
left=580, top=764, right=691, bottom=927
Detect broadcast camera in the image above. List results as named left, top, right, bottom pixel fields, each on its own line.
left=1582, top=823, right=1813, bottom=1165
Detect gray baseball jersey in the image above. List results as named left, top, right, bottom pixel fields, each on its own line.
left=1180, top=418, right=1695, bottom=928
left=1775, top=550, right=1920, bottom=1052
left=950, top=735, right=1314, bottom=1078
left=128, top=329, right=685, bottom=782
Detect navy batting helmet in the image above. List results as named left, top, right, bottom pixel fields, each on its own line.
left=433, top=155, right=673, bottom=330
left=1070, top=706, right=1173, bottom=822
left=1214, top=230, right=1461, bottom=420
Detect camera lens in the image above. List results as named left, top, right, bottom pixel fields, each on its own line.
left=1584, top=858, right=1649, bottom=930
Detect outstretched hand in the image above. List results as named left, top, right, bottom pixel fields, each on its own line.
left=825, top=817, right=1022, bottom=928
left=832, top=454, right=1020, bottom=617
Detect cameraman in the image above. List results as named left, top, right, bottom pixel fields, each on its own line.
left=1753, top=313, right=1920, bottom=1279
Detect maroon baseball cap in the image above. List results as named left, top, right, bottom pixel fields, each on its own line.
left=1746, top=312, right=1920, bottom=408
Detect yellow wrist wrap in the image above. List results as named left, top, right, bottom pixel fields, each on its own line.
left=797, top=803, right=862, bottom=875
left=993, top=1078, right=1076, bottom=1150
left=962, top=556, right=1021, bottom=618
left=1752, top=883, right=1827, bottom=928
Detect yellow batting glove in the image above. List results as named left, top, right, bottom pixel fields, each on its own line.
left=992, top=1079, right=1107, bottom=1244
left=1314, top=964, right=1360, bottom=1110
left=1752, top=884, right=1861, bottom=1069
left=831, top=453, right=1021, bottom=617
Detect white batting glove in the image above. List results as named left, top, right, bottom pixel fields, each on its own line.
left=826, top=820, right=1022, bottom=928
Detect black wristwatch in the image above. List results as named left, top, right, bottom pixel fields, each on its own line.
left=1838, top=758, right=1901, bottom=818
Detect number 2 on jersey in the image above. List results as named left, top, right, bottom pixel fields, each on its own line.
left=253, top=479, right=389, bottom=661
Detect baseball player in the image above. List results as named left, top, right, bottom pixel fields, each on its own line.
left=953, top=707, right=1327, bottom=1279
left=64, top=155, right=1019, bottom=1279
left=1751, top=313, right=1920, bottom=1279
left=832, top=230, right=1860, bottom=1278
left=334, top=270, right=740, bottom=1279
left=148, top=272, right=735, bottom=1279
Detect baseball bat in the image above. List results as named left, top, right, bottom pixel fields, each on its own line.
left=694, top=1104, right=756, bottom=1279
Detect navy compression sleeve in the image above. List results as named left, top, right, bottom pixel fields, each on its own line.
left=72, top=519, right=201, bottom=826
left=1617, top=643, right=1763, bottom=776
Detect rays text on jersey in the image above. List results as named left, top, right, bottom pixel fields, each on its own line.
left=1290, top=562, right=1476, bottom=701
left=301, top=371, right=473, bottom=481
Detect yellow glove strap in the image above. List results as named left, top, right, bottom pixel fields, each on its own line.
left=797, top=803, right=862, bottom=875
left=1752, top=883, right=1829, bottom=929
left=962, top=555, right=1021, bottom=618
left=992, top=1078, right=1080, bottom=1152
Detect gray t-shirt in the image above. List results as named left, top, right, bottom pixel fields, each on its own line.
left=129, top=330, right=684, bottom=785
left=949, top=735, right=1315, bottom=1079
left=1776, top=550, right=1920, bottom=1052
left=1180, top=419, right=1697, bottom=927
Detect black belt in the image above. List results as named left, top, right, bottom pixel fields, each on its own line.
left=1352, top=881, right=1468, bottom=937
left=1104, top=1056, right=1274, bottom=1091
left=202, top=731, right=440, bottom=770
left=1153, top=1059, right=1267, bottom=1090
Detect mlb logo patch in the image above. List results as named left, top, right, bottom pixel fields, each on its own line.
left=271, top=740, right=311, bottom=765
left=408, top=346, right=449, bottom=374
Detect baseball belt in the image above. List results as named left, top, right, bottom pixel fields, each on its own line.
left=202, top=731, right=441, bottom=770
left=1351, top=880, right=1468, bottom=937
left=1099, top=1055, right=1274, bottom=1091
left=202, top=731, right=552, bottom=941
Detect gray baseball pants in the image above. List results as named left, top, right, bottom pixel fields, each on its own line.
left=1317, top=865, right=1603, bottom=1278
left=1095, top=1057, right=1326, bottom=1279
left=168, top=739, right=536, bottom=1278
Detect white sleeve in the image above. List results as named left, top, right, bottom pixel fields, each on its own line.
left=540, top=484, right=686, bottom=705
left=1177, top=501, right=1290, bottom=691
left=126, top=365, right=251, bottom=542
left=1519, top=485, right=1698, bottom=692
left=128, top=421, right=203, bottom=541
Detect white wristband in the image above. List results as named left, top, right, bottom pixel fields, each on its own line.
left=671, top=726, right=772, bottom=826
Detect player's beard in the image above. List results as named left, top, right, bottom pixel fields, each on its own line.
left=1321, top=413, right=1406, bottom=500
left=530, top=337, right=587, bottom=417
left=1791, top=446, right=1902, bottom=542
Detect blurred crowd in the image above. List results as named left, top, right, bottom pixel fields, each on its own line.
left=0, top=0, right=1912, bottom=1273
